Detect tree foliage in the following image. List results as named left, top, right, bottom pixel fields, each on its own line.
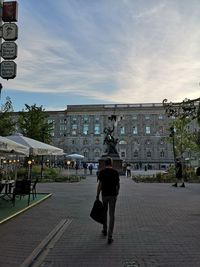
left=168, top=117, right=198, bottom=159
left=0, top=97, right=16, bottom=136
left=18, top=104, right=53, bottom=144
left=195, top=103, right=200, bottom=149
left=197, top=103, right=200, bottom=126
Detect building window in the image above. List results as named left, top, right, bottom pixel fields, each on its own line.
left=60, top=125, right=67, bottom=131
left=133, top=126, right=138, bottom=135
left=94, top=149, right=100, bottom=157
left=83, top=124, right=89, bottom=135
left=146, top=140, right=151, bottom=146
left=134, top=150, right=138, bottom=157
left=120, top=126, right=125, bottom=135
left=158, top=115, right=163, bottom=120
left=95, top=117, right=100, bottom=123
left=83, top=150, right=88, bottom=158
left=158, top=126, right=164, bottom=134
left=95, top=138, right=100, bottom=144
left=120, top=151, right=126, bottom=158
left=83, top=116, right=89, bottom=124
left=133, top=115, right=137, bottom=120
left=160, top=150, right=165, bottom=157
left=72, top=117, right=77, bottom=123
left=145, top=126, right=151, bottom=134
left=72, top=140, right=75, bottom=145
left=147, top=150, right=151, bottom=157
left=60, top=118, right=67, bottom=124
left=94, top=124, right=100, bottom=135
left=72, top=124, right=77, bottom=135
left=83, top=139, right=88, bottom=145
left=48, top=119, right=54, bottom=124
left=145, top=115, right=150, bottom=120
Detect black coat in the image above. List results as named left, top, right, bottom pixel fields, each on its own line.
left=176, top=162, right=182, bottom=179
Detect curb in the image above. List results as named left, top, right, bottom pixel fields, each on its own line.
left=0, top=193, right=52, bottom=225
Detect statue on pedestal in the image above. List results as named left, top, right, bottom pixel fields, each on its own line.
left=103, top=126, right=118, bottom=156
left=98, top=116, right=123, bottom=174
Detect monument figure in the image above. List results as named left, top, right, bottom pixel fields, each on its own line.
left=103, top=126, right=118, bottom=155
left=98, top=121, right=123, bottom=174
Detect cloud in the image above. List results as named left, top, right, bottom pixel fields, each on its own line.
left=5, top=0, right=200, bottom=108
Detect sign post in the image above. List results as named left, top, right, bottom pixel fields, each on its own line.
left=0, top=0, right=3, bottom=94
left=1, top=41, right=17, bottom=59
left=0, top=1, right=18, bottom=80
left=0, top=60, right=17, bottom=79
left=2, top=22, right=18, bottom=41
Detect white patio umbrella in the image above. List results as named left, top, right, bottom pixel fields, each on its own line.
left=7, top=134, right=64, bottom=179
left=6, top=134, right=63, bottom=156
left=0, top=136, right=29, bottom=156
left=65, top=153, right=84, bottom=159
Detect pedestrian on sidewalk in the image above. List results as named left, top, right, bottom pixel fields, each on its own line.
left=172, top=158, right=185, bottom=187
left=89, top=163, right=93, bottom=175
left=96, top=157, right=120, bottom=244
left=126, top=163, right=131, bottom=177
left=83, top=162, right=88, bottom=176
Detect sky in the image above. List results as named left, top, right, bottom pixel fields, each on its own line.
left=1, top=0, right=200, bottom=111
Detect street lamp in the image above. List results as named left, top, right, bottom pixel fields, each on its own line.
left=27, top=160, right=32, bottom=180
left=169, top=126, right=177, bottom=167
left=67, top=160, right=70, bottom=179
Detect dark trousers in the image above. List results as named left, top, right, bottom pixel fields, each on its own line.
left=102, top=196, right=117, bottom=238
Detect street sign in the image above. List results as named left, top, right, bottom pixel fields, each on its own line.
left=2, top=23, right=18, bottom=41
left=1, top=42, right=17, bottom=60
left=0, top=60, right=17, bottom=79
left=2, top=1, right=18, bottom=22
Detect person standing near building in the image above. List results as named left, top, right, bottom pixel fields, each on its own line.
left=83, top=162, right=88, bottom=176
left=96, top=157, right=120, bottom=244
left=89, top=163, right=93, bottom=175
left=126, top=163, right=131, bottom=177
left=172, top=158, right=185, bottom=187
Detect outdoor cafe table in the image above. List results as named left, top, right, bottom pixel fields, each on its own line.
left=0, top=180, right=15, bottom=200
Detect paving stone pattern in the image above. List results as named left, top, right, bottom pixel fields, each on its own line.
left=0, top=175, right=200, bottom=266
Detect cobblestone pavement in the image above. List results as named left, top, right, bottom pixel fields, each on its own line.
left=0, top=175, right=200, bottom=266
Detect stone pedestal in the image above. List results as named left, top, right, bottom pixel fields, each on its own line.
left=98, top=154, right=124, bottom=175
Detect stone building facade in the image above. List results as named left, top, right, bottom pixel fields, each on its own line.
left=45, top=103, right=198, bottom=170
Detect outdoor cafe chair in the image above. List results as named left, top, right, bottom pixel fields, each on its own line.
left=12, top=180, right=31, bottom=206
left=31, top=177, right=39, bottom=199
left=0, top=182, right=4, bottom=194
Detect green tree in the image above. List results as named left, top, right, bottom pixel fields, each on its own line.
left=197, top=103, right=200, bottom=126
left=168, top=117, right=198, bottom=159
left=195, top=103, right=200, bottom=153
left=18, top=104, right=53, bottom=143
left=0, top=97, right=16, bottom=136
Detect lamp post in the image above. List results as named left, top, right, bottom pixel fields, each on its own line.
left=3, top=159, right=7, bottom=180
left=169, top=126, right=177, bottom=167
left=67, top=160, right=70, bottom=179
left=27, top=160, right=32, bottom=180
